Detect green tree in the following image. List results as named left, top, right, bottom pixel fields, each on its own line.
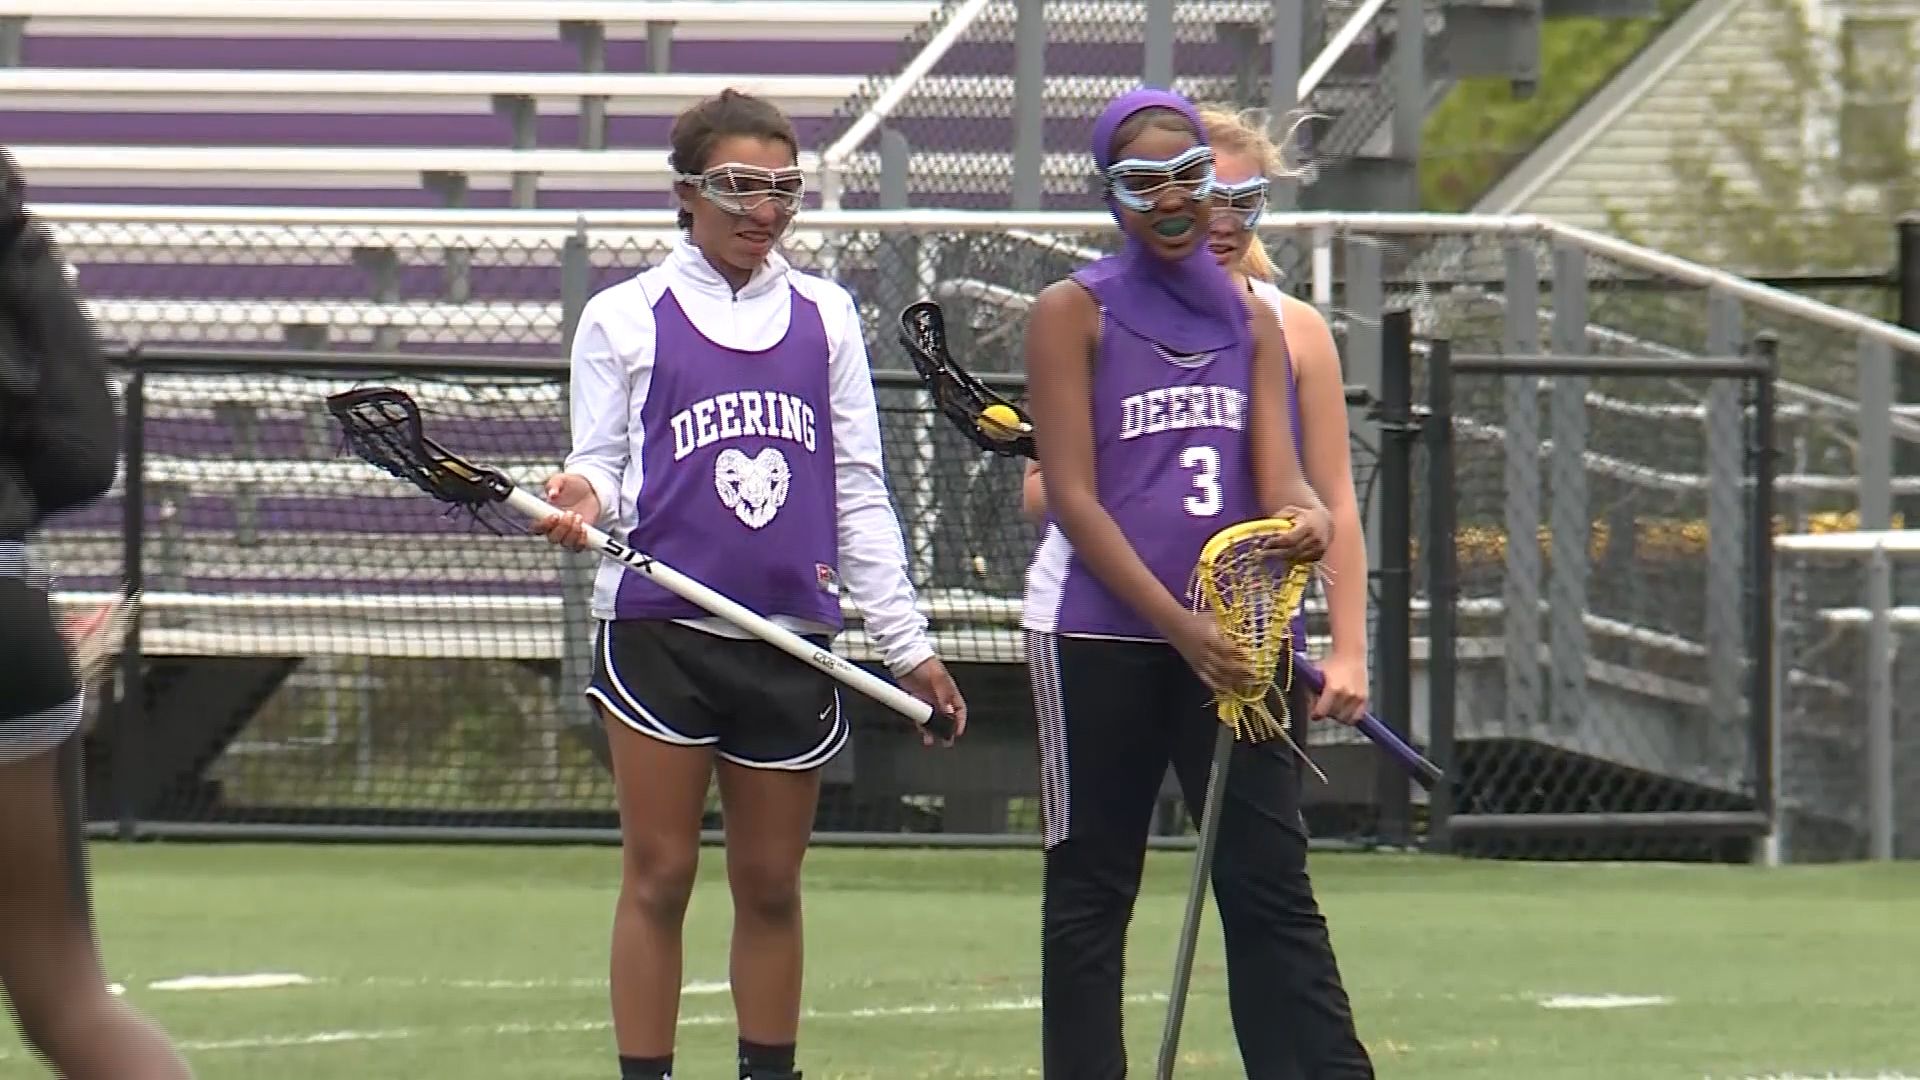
left=1421, top=5, right=1691, bottom=212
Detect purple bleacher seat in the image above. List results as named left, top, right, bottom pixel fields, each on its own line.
left=131, top=415, right=567, bottom=460
left=37, top=186, right=827, bottom=210
left=81, top=494, right=559, bottom=536
left=0, top=111, right=838, bottom=150
left=25, top=35, right=902, bottom=77
left=940, top=40, right=1243, bottom=79
left=81, top=574, right=558, bottom=596
left=41, top=571, right=559, bottom=597
left=72, top=264, right=573, bottom=303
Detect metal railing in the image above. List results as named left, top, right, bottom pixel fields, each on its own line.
left=819, top=0, right=996, bottom=209
left=39, top=204, right=1920, bottom=857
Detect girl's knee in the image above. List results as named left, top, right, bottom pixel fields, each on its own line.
left=622, top=839, right=699, bottom=925
left=727, top=855, right=801, bottom=926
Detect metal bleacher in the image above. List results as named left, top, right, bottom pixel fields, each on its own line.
left=0, top=0, right=935, bottom=207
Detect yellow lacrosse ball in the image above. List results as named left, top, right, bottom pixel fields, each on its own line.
left=977, top=403, right=1025, bottom=442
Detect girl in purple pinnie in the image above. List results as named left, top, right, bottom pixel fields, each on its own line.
left=534, top=90, right=967, bottom=1080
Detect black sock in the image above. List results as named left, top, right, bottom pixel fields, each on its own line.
left=619, top=1054, right=674, bottom=1080
left=738, top=1038, right=797, bottom=1077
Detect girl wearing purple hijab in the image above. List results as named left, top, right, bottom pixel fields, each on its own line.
left=1020, top=88, right=1374, bottom=1078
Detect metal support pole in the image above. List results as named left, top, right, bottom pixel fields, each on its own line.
left=115, top=357, right=146, bottom=841
left=1425, top=337, right=1458, bottom=852
left=1747, top=334, right=1780, bottom=857
left=494, top=93, right=540, bottom=209
left=647, top=21, right=674, bottom=73
left=1859, top=337, right=1894, bottom=532
left=557, top=224, right=600, bottom=749
left=1388, top=0, right=1426, bottom=207
left=1391, top=0, right=1425, bottom=156
left=1895, top=214, right=1920, bottom=525
left=564, top=20, right=609, bottom=150
left=1374, top=308, right=1415, bottom=846
left=1500, top=241, right=1542, bottom=738
left=1345, top=241, right=1384, bottom=608
left=1704, top=290, right=1744, bottom=771
left=0, top=18, right=23, bottom=67
left=878, top=129, right=936, bottom=587
left=1013, top=0, right=1046, bottom=210
left=1268, top=0, right=1304, bottom=211
left=1547, top=243, right=1590, bottom=736
left=1144, top=0, right=1175, bottom=88
left=1866, top=544, right=1894, bottom=862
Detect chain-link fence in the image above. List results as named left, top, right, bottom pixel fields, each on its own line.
left=1426, top=342, right=1778, bottom=862
left=1772, top=537, right=1920, bottom=862
left=41, top=208, right=1920, bottom=855
left=59, top=353, right=1052, bottom=840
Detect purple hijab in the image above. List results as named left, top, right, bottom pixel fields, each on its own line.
left=1073, top=87, right=1249, bottom=355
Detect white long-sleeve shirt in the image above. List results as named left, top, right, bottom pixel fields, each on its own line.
left=564, top=237, right=936, bottom=678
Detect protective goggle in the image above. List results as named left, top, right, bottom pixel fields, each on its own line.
left=1104, top=144, right=1216, bottom=213
left=1211, top=175, right=1269, bottom=229
left=676, top=163, right=805, bottom=217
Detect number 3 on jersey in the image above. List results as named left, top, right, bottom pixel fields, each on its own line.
left=1180, top=444, right=1221, bottom=517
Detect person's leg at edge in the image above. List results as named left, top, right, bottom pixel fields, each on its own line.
left=1168, top=681, right=1374, bottom=1079
left=605, top=708, right=715, bottom=1079
left=0, top=737, right=195, bottom=1080
left=1031, top=631, right=1179, bottom=1080
left=715, top=760, right=820, bottom=1079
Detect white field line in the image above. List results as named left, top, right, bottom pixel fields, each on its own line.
left=14, top=991, right=1169, bottom=1058
left=1708, top=1075, right=1920, bottom=1080
left=123, top=972, right=734, bottom=995
left=1536, top=992, right=1672, bottom=1010
left=150, top=973, right=315, bottom=992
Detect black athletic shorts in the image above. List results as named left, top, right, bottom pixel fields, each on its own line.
left=585, top=618, right=848, bottom=771
left=1, top=542, right=82, bottom=763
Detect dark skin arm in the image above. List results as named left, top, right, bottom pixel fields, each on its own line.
left=1023, top=279, right=1253, bottom=692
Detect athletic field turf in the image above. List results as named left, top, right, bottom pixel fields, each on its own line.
left=2, top=844, right=1913, bottom=1079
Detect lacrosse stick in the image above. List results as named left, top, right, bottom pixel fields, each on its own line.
left=322, top=386, right=959, bottom=744
left=898, top=299, right=1036, bottom=459
left=1156, top=516, right=1320, bottom=1080
left=62, top=590, right=137, bottom=687
left=1289, top=650, right=1444, bottom=791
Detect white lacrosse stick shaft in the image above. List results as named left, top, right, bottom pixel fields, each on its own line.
left=501, top=486, right=951, bottom=738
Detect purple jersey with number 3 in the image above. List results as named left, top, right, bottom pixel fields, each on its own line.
left=1023, top=278, right=1264, bottom=641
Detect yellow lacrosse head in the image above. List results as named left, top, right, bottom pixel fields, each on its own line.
left=1188, top=517, right=1317, bottom=743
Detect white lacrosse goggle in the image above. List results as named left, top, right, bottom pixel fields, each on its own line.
left=676, top=163, right=805, bottom=217
left=1105, top=144, right=1217, bottom=213
left=1211, top=175, right=1269, bottom=229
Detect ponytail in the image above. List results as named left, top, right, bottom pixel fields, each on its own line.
left=1241, top=235, right=1278, bottom=282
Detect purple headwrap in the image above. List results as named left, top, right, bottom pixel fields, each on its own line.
left=1072, top=87, right=1248, bottom=355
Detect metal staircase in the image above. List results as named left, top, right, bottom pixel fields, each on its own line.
left=1296, top=0, right=1663, bottom=211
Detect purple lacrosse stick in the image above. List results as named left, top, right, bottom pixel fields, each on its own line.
left=1290, top=652, right=1445, bottom=791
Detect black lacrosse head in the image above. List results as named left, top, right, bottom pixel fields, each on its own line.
left=324, top=387, right=513, bottom=509
left=898, top=300, right=1037, bottom=460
